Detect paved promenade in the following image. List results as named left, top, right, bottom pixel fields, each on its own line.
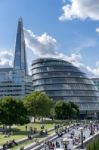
left=37, top=123, right=99, bottom=150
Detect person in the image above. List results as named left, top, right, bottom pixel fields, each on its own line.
left=64, top=143, right=67, bottom=150
left=83, top=136, right=85, bottom=140
left=52, top=143, right=55, bottom=149
left=12, top=139, right=18, bottom=146
left=25, top=125, right=27, bottom=131
left=33, top=128, right=37, bottom=134
left=56, top=141, right=60, bottom=148
left=28, top=134, right=32, bottom=140
left=29, top=126, right=33, bottom=134
left=7, top=141, right=13, bottom=148
left=41, top=124, right=44, bottom=129
left=49, top=142, right=54, bottom=150
left=44, top=141, right=48, bottom=149
left=20, top=147, right=24, bottom=150
left=3, top=144, right=7, bottom=150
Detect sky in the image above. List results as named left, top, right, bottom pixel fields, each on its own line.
left=0, top=0, right=99, bottom=77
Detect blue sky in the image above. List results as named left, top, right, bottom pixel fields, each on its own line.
left=0, top=0, right=99, bottom=76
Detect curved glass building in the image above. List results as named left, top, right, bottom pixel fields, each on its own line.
left=32, top=58, right=99, bottom=118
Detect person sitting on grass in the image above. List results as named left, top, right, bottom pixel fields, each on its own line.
left=28, top=134, right=32, bottom=140
left=7, top=141, right=13, bottom=148
left=41, top=124, right=45, bottom=129
left=40, top=130, right=44, bottom=135
left=3, top=144, right=7, bottom=150
left=20, top=147, right=24, bottom=150
left=12, top=139, right=18, bottom=146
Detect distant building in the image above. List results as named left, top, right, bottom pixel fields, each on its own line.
left=32, top=58, right=99, bottom=118
left=91, top=78, right=99, bottom=90
left=0, top=18, right=33, bottom=99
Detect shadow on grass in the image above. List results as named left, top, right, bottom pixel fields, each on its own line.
left=0, top=128, right=28, bottom=136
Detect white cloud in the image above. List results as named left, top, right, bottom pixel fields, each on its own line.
left=59, top=0, right=99, bottom=21
left=24, top=28, right=82, bottom=62
left=24, top=29, right=58, bottom=57
left=0, top=50, right=13, bottom=68
left=96, top=28, right=99, bottom=33
left=0, top=30, right=98, bottom=77
left=24, top=28, right=99, bottom=77
left=73, top=60, right=99, bottom=78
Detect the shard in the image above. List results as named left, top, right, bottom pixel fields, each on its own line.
left=14, top=18, right=28, bottom=74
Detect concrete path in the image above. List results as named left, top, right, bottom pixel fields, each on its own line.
left=36, top=123, right=99, bottom=150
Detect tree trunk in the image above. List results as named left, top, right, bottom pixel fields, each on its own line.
left=34, top=117, right=35, bottom=123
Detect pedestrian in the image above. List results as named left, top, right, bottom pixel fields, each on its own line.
left=25, top=125, right=27, bottom=131
left=3, top=144, right=7, bottom=150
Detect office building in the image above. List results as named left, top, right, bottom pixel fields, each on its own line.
left=0, top=18, right=33, bottom=99
left=91, top=78, right=99, bottom=90
left=32, top=58, right=99, bottom=118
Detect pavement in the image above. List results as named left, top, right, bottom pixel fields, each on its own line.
left=38, top=123, right=99, bottom=150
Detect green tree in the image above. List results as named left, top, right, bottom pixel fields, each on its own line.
left=24, top=92, right=52, bottom=122
left=69, top=101, right=80, bottom=119
left=55, top=101, right=68, bottom=119
left=0, top=96, right=28, bottom=127
left=54, top=101, right=79, bottom=120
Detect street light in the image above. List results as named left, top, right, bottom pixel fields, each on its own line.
left=79, top=127, right=84, bottom=149
left=90, top=121, right=93, bottom=135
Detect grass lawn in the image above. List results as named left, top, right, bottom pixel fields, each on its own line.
left=0, top=122, right=55, bottom=145
left=11, top=130, right=55, bottom=150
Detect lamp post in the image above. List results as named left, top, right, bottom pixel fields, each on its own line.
left=80, top=127, right=84, bottom=149
left=90, top=121, right=93, bottom=135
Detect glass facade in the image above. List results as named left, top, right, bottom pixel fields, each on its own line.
left=0, top=18, right=33, bottom=99
left=14, top=18, right=28, bottom=74
left=91, top=78, right=99, bottom=90
left=32, top=58, right=99, bottom=114
left=0, top=68, right=33, bottom=99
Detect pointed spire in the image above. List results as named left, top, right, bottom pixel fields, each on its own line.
left=14, top=18, right=28, bottom=74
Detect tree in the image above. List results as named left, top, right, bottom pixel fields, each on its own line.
left=24, top=92, right=52, bottom=122
left=69, top=101, right=80, bottom=119
left=0, top=96, right=28, bottom=127
left=50, top=107, right=55, bottom=120
left=54, top=101, right=80, bottom=120
left=15, top=100, right=29, bottom=125
left=55, top=101, right=68, bottom=119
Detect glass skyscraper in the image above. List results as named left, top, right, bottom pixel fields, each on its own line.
left=0, top=18, right=33, bottom=99
left=32, top=58, right=99, bottom=118
left=14, top=17, right=28, bottom=74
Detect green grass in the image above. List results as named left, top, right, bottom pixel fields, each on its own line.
left=11, top=130, right=55, bottom=150
left=0, top=120, right=69, bottom=149
left=0, top=122, right=54, bottom=145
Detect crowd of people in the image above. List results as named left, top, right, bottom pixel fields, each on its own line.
left=44, top=141, right=61, bottom=150
left=42, top=122, right=99, bottom=150
left=3, top=139, right=17, bottom=150
left=2, top=122, right=99, bottom=150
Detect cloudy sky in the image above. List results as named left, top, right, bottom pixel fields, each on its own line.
left=0, top=0, right=99, bottom=77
